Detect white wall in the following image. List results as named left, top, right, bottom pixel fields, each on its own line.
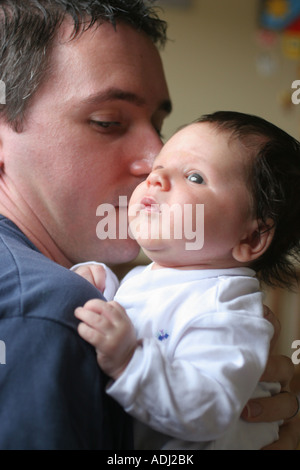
left=159, top=0, right=300, bottom=140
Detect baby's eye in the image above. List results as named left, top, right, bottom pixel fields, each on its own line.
left=187, top=173, right=205, bottom=184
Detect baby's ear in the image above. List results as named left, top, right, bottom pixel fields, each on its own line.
left=232, top=219, right=274, bottom=263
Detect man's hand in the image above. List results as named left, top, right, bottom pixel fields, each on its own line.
left=262, top=415, right=300, bottom=450
left=75, top=299, right=138, bottom=380
left=241, top=305, right=300, bottom=449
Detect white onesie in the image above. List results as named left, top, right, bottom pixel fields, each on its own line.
left=76, top=263, right=280, bottom=449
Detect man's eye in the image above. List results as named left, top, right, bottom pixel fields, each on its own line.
left=91, top=121, right=121, bottom=129
left=187, top=173, right=205, bottom=184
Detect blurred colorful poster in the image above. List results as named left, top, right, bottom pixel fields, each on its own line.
left=260, top=0, right=300, bottom=31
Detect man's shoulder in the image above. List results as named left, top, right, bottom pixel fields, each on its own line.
left=0, top=216, right=104, bottom=326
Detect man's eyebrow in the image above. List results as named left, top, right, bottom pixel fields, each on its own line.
left=81, top=87, right=172, bottom=114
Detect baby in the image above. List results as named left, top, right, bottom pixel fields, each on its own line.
left=74, top=111, right=300, bottom=449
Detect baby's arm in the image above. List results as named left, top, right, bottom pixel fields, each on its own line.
left=75, top=299, right=138, bottom=379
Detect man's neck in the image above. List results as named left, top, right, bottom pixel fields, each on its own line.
left=0, top=185, right=72, bottom=267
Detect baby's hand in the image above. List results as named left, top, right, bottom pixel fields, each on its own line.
left=75, top=299, right=138, bottom=380
left=74, top=264, right=106, bottom=292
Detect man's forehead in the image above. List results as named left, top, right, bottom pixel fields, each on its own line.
left=43, top=19, right=172, bottom=120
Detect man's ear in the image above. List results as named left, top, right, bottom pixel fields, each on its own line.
left=0, top=117, right=8, bottom=171
left=232, top=219, right=274, bottom=263
left=0, top=139, right=4, bottom=172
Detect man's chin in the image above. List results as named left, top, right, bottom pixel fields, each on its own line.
left=93, top=238, right=141, bottom=266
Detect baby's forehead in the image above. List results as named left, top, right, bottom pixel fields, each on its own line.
left=165, top=121, right=255, bottom=160
left=152, top=123, right=255, bottom=183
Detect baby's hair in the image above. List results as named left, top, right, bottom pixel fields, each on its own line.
left=196, top=111, right=300, bottom=289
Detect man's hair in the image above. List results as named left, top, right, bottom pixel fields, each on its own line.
left=197, top=111, right=300, bottom=289
left=0, top=0, right=167, bottom=130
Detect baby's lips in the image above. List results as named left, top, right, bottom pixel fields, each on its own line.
left=140, top=197, right=160, bottom=212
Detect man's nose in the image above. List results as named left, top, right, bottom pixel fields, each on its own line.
left=129, top=129, right=163, bottom=178
left=129, top=157, right=153, bottom=177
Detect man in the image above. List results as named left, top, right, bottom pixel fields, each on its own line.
left=0, top=0, right=298, bottom=450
